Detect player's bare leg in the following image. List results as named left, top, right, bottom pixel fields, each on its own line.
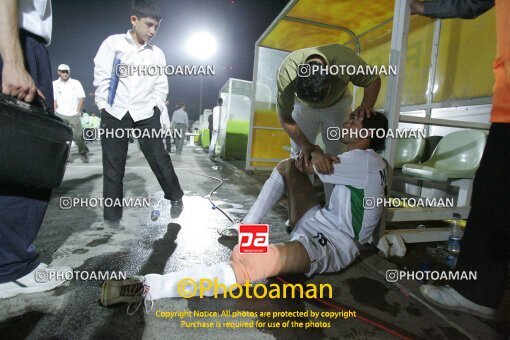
left=275, top=158, right=320, bottom=229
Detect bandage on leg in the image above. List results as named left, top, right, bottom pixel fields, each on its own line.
left=275, top=241, right=311, bottom=274
left=144, top=262, right=237, bottom=300
left=230, top=244, right=282, bottom=284
left=230, top=242, right=312, bottom=284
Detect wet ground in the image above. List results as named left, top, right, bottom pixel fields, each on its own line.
left=0, top=142, right=508, bottom=339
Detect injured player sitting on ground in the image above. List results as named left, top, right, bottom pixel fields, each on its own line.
left=99, top=111, right=388, bottom=313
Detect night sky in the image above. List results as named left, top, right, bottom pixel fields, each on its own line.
left=48, top=0, right=288, bottom=120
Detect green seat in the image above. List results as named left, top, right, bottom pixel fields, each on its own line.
left=394, top=137, right=425, bottom=168
left=402, top=130, right=487, bottom=182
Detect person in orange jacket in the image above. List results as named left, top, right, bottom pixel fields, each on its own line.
left=411, top=0, right=508, bottom=320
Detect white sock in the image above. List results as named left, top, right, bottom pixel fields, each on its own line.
left=145, top=262, right=237, bottom=300
left=243, top=167, right=285, bottom=224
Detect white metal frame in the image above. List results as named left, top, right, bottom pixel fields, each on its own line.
left=380, top=0, right=491, bottom=244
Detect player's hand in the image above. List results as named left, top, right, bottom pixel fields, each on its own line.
left=295, top=152, right=312, bottom=175
left=1, top=62, right=44, bottom=102
left=325, top=153, right=340, bottom=164
left=301, top=143, right=319, bottom=167
left=311, top=149, right=335, bottom=174
left=353, top=106, right=376, bottom=121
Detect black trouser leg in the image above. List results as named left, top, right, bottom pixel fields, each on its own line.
left=135, top=108, right=183, bottom=201
left=451, top=123, right=510, bottom=309
left=165, top=135, right=172, bottom=152
left=101, top=111, right=131, bottom=221
left=0, top=30, right=54, bottom=282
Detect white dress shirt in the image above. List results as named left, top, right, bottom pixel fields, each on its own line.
left=171, top=109, right=188, bottom=127
left=93, top=30, right=168, bottom=122
left=19, top=0, right=52, bottom=45
left=160, top=105, right=171, bottom=128
left=212, top=105, right=222, bottom=131
left=53, top=78, right=85, bottom=116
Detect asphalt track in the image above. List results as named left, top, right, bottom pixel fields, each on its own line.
left=0, top=142, right=507, bottom=339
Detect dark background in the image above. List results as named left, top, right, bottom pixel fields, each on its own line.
left=48, top=0, right=288, bottom=120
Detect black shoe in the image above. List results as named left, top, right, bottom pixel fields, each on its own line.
left=285, top=219, right=293, bottom=234
left=80, top=153, right=89, bottom=163
left=170, top=199, right=184, bottom=218
left=217, top=219, right=241, bottom=237
left=104, top=219, right=125, bottom=230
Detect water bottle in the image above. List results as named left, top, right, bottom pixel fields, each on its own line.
left=447, top=213, right=463, bottom=254
left=447, top=213, right=463, bottom=268
left=151, top=200, right=161, bottom=221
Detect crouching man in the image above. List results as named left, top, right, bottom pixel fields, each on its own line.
left=99, top=111, right=388, bottom=313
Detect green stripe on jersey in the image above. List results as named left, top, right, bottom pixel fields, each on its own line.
left=346, top=185, right=365, bottom=240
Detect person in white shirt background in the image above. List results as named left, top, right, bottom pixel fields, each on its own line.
left=93, top=0, right=184, bottom=224
left=53, top=64, right=89, bottom=162
left=171, top=103, right=188, bottom=155
left=208, top=97, right=223, bottom=157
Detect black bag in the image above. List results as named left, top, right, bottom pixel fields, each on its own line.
left=0, top=93, right=73, bottom=188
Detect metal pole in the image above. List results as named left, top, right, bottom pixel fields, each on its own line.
left=378, top=0, right=411, bottom=240
left=199, top=76, right=203, bottom=116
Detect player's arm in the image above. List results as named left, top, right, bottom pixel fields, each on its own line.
left=93, top=37, right=115, bottom=111
left=410, top=0, right=494, bottom=19
left=0, top=0, right=44, bottom=102
left=295, top=152, right=339, bottom=175
left=314, top=152, right=368, bottom=188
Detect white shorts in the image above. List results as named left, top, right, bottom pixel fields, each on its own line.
left=290, top=205, right=360, bottom=276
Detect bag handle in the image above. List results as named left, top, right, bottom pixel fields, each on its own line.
left=33, top=94, right=56, bottom=116
left=0, top=92, right=62, bottom=122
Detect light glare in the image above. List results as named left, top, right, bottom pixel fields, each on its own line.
left=186, top=32, right=217, bottom=60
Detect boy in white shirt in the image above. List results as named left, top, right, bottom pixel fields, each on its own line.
left=93, top=0, right=184, bottom=223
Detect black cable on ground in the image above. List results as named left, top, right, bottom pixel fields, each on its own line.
left=172, top=157, right=234, bottom=222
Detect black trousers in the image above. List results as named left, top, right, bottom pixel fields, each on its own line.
left=101, top=108, right=183, bottom=221
left=165, top=135, right=172, bottom=152
left=0, top=30, right=54, bottom=282
left=451, top=123, right=510, bottom=309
